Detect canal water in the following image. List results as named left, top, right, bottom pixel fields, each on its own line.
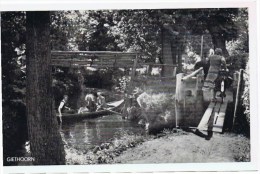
left=60, top=114, right=145, bottom=152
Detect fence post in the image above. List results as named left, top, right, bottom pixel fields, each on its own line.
left=175, top=73, right=185, bottom=128
left=196, top=69, right=204, bottom=91
left=232, top=69, right=244, bottom=130
left=176, top=73, right=185, bottom=102
left=122, top=54, right=139, bottom=119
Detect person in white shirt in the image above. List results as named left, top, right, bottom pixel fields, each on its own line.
left=84, top=91, right=98, bottom=112
left=58, top=95, right=70, bottom=123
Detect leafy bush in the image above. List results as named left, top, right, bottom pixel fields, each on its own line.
left=115, top=76, right=131, bottom=93
left=137, top=92, right=176, bottom=133
left=242, top=63, right=250, bottom=126
left=226, top=53, right=248, bottom=74
left=232, top=55, right=250, bottom=136
left=1, top=12, right=28, bottom=165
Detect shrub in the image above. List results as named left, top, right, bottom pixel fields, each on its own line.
left=242, top=63, right=250, bottom=126
left=226, top=53, right=248, bottom=74
left=232, top=55, right=250, bottom=137
left=137, top=92, right=176, bottom=133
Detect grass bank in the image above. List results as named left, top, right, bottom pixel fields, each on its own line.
left=64, top=128, right=250, bottom=165
left=65, top=130, right=150, bottom=165
left=113, top=129, right=250, bottom=163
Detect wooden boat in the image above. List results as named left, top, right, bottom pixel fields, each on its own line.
left=57, top=99, right=124, bottom=121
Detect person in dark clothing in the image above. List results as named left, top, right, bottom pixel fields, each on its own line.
left=194, top=57, right=210, bottom=79
left=202, top=48, right=227, bottom=100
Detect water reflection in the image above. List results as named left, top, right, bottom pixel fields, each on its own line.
left=61, top=114, right=144, bottom=151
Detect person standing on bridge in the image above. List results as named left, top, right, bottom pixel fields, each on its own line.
left=194, top=51, right=211, bottom=79
left=202, top=48, right=227, bottom=100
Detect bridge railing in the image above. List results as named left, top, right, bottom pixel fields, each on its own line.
left=176, top=67, right=204, bottom=102
left=51, top=51, right=138, bottom=68
left=175, top=67, right=205, bottom=128
left=181, top=67, right=204, bottom=81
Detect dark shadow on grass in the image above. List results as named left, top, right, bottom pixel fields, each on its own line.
left=188, top=128, right=213, bottom=140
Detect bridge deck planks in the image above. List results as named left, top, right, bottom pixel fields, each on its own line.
left=197, top=100, right=228, bottom=133
left=213, top=101, right=228, bottom=133
left=197, top=101, right=216, bottom=131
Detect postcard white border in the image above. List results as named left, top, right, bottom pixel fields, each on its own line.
left=0, top=0, right=259, bottom=173
left=0, top=0, right=258, bottom=11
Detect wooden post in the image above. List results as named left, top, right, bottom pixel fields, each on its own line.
left=196, top=69, right=204, bottom=91
left=173, top=66, right=177, bottom=77
left=176, top=73, right=185, bottom=102
left=175, top=73, right=185, bottom=128
left=200, top=35, right=204, bottom=61
left=127, top=54, right=138, bottom=94
left=232, top=69, right=244, bottom=130
left=131, top=55, right=138, bottom=78
left=233, top=72, right=239, bottom=103
left=122, top=54, right=139, bottom=118
left=177, top=47, right=183, bottom=73
left=175, top=101, right=179, bottom=128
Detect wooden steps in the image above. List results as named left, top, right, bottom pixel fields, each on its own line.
left=197, top=100, right=228, bottom=133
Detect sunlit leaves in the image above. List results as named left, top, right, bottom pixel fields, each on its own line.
left=49, top=8, right=247, bottom=62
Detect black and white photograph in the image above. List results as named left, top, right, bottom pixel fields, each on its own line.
left=0, top=0, right=259, bottom=173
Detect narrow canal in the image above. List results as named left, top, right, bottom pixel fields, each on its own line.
left=60, top=114, right=145, bottom=152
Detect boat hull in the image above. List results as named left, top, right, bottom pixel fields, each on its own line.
left=57, top=99, right=124, bottom=122
left=58, top=110, right=112, bottom=121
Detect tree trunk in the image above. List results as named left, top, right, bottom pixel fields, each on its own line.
left=207, top=25, right=229, bottom=57
left=161, top=27, right=175, bottom=76
left=26, top=11, right=66, bottom=165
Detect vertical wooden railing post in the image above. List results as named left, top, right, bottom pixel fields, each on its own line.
left=232, top=69, right=244, bottom=130
left=122, top=54, right=139, bottom=118
left=200, top=35, right=204, bottom=61
left=175, top=73, right=185, bottom=128
left=196, top=69, right=204, bottom=91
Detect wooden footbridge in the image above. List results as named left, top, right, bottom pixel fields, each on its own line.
left=51, top=51, right=140, bottom=114
left=51, top=50, right=177, bottom=93
left=176, top=67, right=243, bottom=133
left=51, top=51, right=138, bottom=68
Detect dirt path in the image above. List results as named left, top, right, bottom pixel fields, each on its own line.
left=113, top=131, right=250, bottom=163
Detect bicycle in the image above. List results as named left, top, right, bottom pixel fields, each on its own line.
left=213, top=69, right=232, bottom=103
